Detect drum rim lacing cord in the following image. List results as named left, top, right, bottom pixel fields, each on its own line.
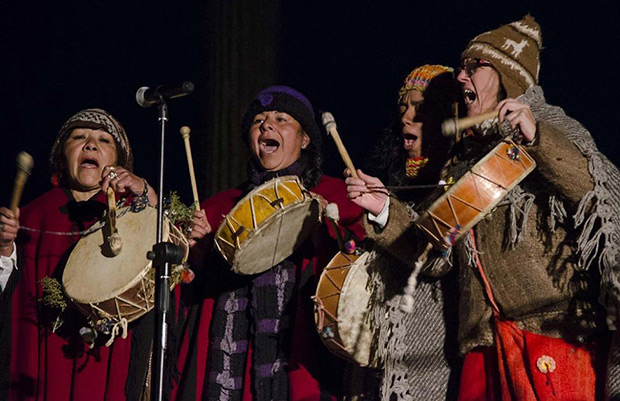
left=104, top=317, right=129, bottom=347
left=270, top=179, right=285, bottom=267
left=312, top=295, right=348, bottom=354
left=18, top=202, right=132, bottom=236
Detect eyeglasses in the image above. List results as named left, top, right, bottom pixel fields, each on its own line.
left=458, top=58, right=492, bottom=77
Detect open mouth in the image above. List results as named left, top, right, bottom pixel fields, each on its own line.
left=260, top=138, right=280, bottom=154
left=403, top=133, right=418, bottom=149
left=80, top=158, right=100, bottom=169
left=463, top=89, right=477, bottom=104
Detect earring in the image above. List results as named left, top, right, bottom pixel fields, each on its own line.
left=301, top=142, right=307, bottom=149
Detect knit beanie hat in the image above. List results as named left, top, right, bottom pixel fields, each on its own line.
left=461, top=15, right=541, bottom=99
left=50, top=108, right=134, bottom=185
left=399, top=64, right=454, bottom=98
left=241, top=85, right=322, bottom=151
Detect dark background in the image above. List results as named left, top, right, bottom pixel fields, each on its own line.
left=1, top=0, right=618, bottom=207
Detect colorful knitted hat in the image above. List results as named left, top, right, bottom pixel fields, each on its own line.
left=241, top=85, right=321, bottom=150
left=50, top=108, right=133, bottom=185
left=399, top=65, right=454, bottom=98
left=462, top=15, right=541, bottom=99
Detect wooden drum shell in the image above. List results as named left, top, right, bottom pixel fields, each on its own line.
left=416, top=140, right=536, bottom=250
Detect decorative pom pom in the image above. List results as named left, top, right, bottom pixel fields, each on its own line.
left=179, top=268, right=195, bottom=284
left=325, top=203, right=339, bottom=221
left=344, top=239, right=356, bottom=254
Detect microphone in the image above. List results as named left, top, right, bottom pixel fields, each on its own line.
left=136, top=81, right=195, bottom=108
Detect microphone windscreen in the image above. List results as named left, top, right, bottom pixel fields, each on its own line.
left=135, top=87, right=150, bottom=108
left=179, top=81, right=195, bottom=95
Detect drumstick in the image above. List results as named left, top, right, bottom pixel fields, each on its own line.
left=180, top=126, right=200, bottom=209
left=10, top=151, right=34, bottom=213
left=321, top=112, right=358, bottom=179
left=441, top=110, right=499, bottom=136
left=324, top=203, right=345, bottom=251
left=106, top=187, right=122, bottom=255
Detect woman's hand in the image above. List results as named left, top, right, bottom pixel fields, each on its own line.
left=0, top=207, right=19, bottom=257
left=188, top=209, right=212, bottom=248
left=344, top=168, right=388, bottom=216
left=101, top=166, right=158, bottom=205
left=497, top=98, right=537, bottom=142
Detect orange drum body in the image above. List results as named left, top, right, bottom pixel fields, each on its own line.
left=215, top=176, right=320, bottom=275
left=63, top=206, right=188, bottom=327
left=313, top=251, right=373, bottom=366
left=416, top=140, right=536, bottom=250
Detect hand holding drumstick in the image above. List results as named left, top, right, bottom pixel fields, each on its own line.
left=180, top=126, right=212, bottom=248
left=321, top=111, right=389, bottom=216
left=344, top=168, right=389, bottom=217
left=441, top=99, right=536, bottom=141
left=1, top=152, right=34, bottom=257
left=0, top=207, right=19, bottom=257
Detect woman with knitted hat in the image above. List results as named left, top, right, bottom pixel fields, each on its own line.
left=171, top=86, right=364, bottom=401
left=367, top=64, right=458, bottom=205
left=343, top=65, right=462, bottom=400
left=0, top=108, right=158, bottom=400
left=353, top=15, right=620, bottom=401
left=453, top=15, right=620, bottom=400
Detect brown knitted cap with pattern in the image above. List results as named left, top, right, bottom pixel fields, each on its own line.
left=462, top=15, right=542, bottom=99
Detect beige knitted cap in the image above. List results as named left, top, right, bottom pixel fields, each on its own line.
left=462, top=15, right=542, bottom=98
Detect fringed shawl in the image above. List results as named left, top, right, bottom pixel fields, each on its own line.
left=521, top=86, right=620, bottom=330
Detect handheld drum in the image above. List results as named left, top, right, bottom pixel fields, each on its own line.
left=313, top=251, right=373, bottom=367
left=416, top=140, right=536, bottom=250
left=63, top=206, right=189, bottom=330
left=215, top=175, right=320, bottom=275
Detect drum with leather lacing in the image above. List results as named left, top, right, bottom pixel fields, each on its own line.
left=416, top=139, right=536, bottom=250
left=214, top=175, right=320, bottom=275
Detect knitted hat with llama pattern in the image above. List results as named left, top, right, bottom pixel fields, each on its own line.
left=462, top=15, right=542, bottom=99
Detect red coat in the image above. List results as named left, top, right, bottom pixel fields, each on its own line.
left=171, top=175, right=364, bottom=401
left=9, top=187, right=142, bottom=401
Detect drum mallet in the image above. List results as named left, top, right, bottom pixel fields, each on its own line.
left=10, top=151, right=34, bottom=213
left=324, top=203, right=345, bottom=251
left=322, top=112, right=358, bottom=179
left=441, top=110, right=499, bottom=136
left=180, top=126, right=200, bottom=209
left=105, top=187, right=122, bottom=255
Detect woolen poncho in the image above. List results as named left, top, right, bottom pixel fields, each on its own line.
left=8, top=187, right=152, bottom=401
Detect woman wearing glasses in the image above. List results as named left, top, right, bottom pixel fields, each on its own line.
left=348, top=15, right=620, bottom=400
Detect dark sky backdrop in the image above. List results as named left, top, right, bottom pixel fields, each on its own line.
left=1, top=0, right=618, bottom=207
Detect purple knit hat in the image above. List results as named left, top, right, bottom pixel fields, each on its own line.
left=240, top=86, right=322, bottom=150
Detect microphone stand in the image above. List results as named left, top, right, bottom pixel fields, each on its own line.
left=147, top=98, right=184, bottom=401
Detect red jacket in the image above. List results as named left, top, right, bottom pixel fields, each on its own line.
left=9, top=188, right=141, bottom=401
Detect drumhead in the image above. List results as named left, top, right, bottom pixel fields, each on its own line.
left=337, top=251, right=373, bottom=366
left=215, top=176, right=320, bottom=275
left=63, top=206, right=164, bottom=304
left=231, top=200, right=319, bottom=274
